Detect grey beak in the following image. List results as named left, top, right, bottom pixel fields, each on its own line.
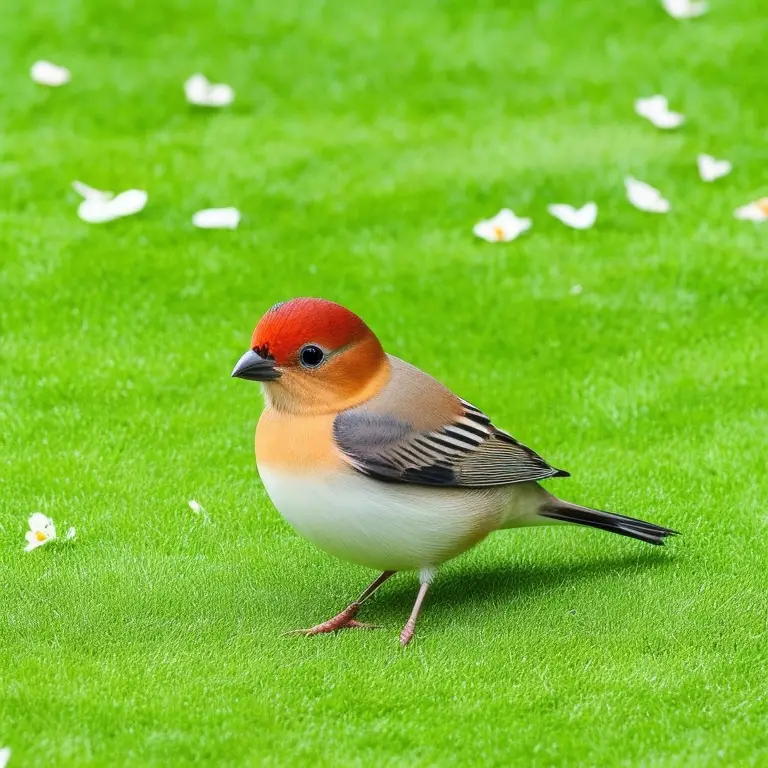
left=231, top=349, right=281, bottom=381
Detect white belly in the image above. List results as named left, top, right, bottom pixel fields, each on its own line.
left=257, top=465, right=516, bottom=571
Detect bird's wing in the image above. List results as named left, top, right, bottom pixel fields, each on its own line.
left=332, top=356, right=568, bottom=488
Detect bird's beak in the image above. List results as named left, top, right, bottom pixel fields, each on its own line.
left=231, top=350, right=281, bottom=381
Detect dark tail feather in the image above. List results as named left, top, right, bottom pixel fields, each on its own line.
left=538, top=502, right=680, bottom=546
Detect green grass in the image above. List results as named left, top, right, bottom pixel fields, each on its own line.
left=1, top=0, right=767, bottom=765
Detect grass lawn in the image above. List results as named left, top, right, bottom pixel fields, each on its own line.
left=1, top=0, right=767, bottom=765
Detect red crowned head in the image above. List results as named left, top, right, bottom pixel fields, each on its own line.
left=232, top=298, right=389, bottom=413
left=251, top=298, right=374, bottom=366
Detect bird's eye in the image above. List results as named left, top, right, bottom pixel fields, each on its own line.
left=299, top=344, right=325, bottom=368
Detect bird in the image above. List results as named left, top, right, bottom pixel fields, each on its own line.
left=232, top=297, right=678, bottom=646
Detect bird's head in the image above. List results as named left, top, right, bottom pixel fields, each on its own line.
left=232, top=298, right=389, bottom=414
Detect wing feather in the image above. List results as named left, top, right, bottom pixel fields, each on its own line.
left=333, top=398, right=568, bottom=488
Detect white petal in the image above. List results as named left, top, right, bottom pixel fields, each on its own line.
left=184, top=73, right=234, bottom=107
left=30, top=60, right=71, bottom=87
left=661, top=0, right=708, bottom=18
left=28, top=512, right=53, bottom=532
left=184, top=73, right=209, bottom=100
left=634, top=95, right=668, bottom=118
left=0, top=746, right=10, bottom=768
left=40, top=516, right=56, bottom=539
left=65, top=527, right=76, bottom=541
left=624, top=176, right=670, bottom=213
left=206, top=84, right=235, bottom=107
left=72, top=180, right=113, bottom=202
left=473, top=221, right=501, bottom=242
left=507, top=217, right=532, bottom=240
left=650, top=111, right=685, bottom=129
left=491, top=208, right=517, bottom=226
left=192, top=207, right=240, bottom=229
left=78, top=189, right=147, bottom=223
left=547, top=202, right=598, bottom=229
left=108, top=190, right=148, bottom=217
left=733, top=201, right=768, bottom=222
left=697, top=154, right=732, bottom=182
left=473, top=209, right=531, bottom=242
left=187, top=499, right=211, bottom=523
left=634, top=95, right=684, bottom=129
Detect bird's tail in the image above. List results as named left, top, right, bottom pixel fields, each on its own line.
left=538, top=500, right=679, bottom=546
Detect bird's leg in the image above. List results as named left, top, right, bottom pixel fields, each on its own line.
left=399, top=568, right=435, bottom=647
left=286, top=570, right=396, bottom=636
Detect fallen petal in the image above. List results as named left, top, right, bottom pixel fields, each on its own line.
left=188, top=499, right=211, bottom=523
left=192, top=207, right=241, bottom=230
left=72, top=180, right=114, bottom=202
left=661, top=0, right=708, bottom=18
left=30, top=60, right=71, bottom=87
left=206, top=84, right=235, bottom=107
left=28, top=511, right=52, bottom=530
left=108, top=190, right=148, bottom=217
left=547, top=202, right=598, bottom=230
left=650, top=111, right=685, bottom=129
left=634, top=95, right=684, bottom=129
left=697, top=154, right=732, bottom=182
left=184, top=73, right=235, bottom=107
left=0, top=746, right=10, bottom=768
left=184, top=73, right=208, bottom=100
left=625, top=176, right=671, bottom=214
left=733, top=200, right=768, bottom=222
left=78, top=189, right=148, bottom=223
left=473, top=208, right=532, bottom=242
left=65, top=527, right=76, bottom=541
left=634, top=95, right=668, bottom=117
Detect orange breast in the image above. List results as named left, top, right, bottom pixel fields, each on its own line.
left=256, top=408, right=347, bottom=473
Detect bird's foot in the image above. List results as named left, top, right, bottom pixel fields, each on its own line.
left=399, top=619, right=416, bottom=647
left=285, top=603, right=380, bottom=636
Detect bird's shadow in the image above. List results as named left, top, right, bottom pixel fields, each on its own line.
left=364, top=551, right=673, bottom=623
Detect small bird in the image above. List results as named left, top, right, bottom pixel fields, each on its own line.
left=232, top=298, right=678, bottom=646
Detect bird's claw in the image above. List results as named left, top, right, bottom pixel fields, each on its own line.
left=284, top=619, right=380, bottom=637
left=283, top=602, right=381, bottom=636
